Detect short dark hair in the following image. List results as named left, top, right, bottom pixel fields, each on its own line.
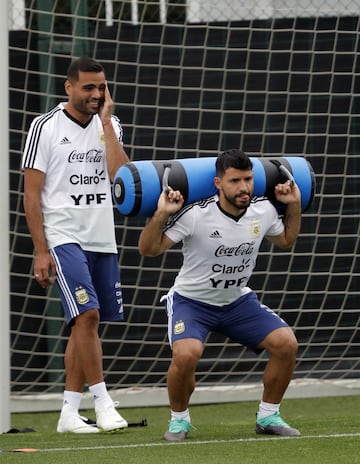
left=66, top=57, right=105, bottom=82
left=215, top=149, right=253, bottom=176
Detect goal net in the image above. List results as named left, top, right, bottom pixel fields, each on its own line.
left=9, top=0, right=360, bottom=411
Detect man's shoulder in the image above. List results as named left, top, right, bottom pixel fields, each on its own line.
left=251, top=195, right=270, bottom=204
left=248, top=196, right=279, bottom=218
left=177, top=195, right=216, bottom=217
left=30, top=104, right=63, bottom=129
left=164, top=196, right=216, bottom=231
left=250, top=196, right=274, bottom=210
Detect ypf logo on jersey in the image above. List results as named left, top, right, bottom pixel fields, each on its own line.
left=174, top=320, right=185, bottom=335
left=75, top=286, right=89, bottom=305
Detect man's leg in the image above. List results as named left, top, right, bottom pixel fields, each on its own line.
left=58, top=309, right=127, bottom=432
left=255, top=326, right=300, bottom=436
left=66, top=309, right=103, bottom=388
left=164, top=338, right=203, bottom=441
left=259, top=326, right=297, bottom=403
left=167, top=338, right=203, bottom=409
left=57, top=309, right=102, bottom=433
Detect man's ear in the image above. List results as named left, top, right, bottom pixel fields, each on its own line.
left=214, top=176, right=221, bottom=189
left=64, top=79, right=71, bottom=96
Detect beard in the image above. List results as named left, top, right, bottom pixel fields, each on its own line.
left=223, top=191, right=251, bottom=211
left=73, top=99, right=101, bottom=116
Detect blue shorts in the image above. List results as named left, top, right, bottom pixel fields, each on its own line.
left=165, top=291, right=288, bottom=352
left=50, top=243, right=124, bottom=325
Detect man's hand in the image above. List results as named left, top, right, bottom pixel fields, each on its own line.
left=268, top=180, right=302, bottom=249
left=274, top=180, right=301, bottom=206
left=99, top=82, right=113, bottom=125
left=34, top=251, right=57, bottom=288
left=157, top=187, right=184, bottom=216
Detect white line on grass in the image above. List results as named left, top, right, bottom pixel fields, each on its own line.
left=42, top=432, right=360, bottom=453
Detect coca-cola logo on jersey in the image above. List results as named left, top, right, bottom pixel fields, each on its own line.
left=68, top=149, right=103, bottom=163
left=214, top=242, right=255, bottom=257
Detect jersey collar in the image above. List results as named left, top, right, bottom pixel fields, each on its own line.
left=216, top=200, right=247, bottom=222
left=62, top=107, right=94, bottom=129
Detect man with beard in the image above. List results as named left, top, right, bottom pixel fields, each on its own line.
left=22, top=57, right=129, bottom=433
left=139, top=148, right=302, bottom=441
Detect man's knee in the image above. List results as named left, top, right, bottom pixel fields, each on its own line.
left=172, top=339, right=203, bottom=369
left=261, top=327, right=298, bottom=356
left=73, top=308, right=100, bottom=330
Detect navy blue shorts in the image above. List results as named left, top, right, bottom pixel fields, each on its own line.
left=165, top=291, right=288, bottom=352
left=50, top=243, right=124, bottom=325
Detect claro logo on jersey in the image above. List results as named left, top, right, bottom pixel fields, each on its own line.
left=70, top=169, right=106, bottom=185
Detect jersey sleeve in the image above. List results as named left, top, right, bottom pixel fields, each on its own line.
left=22, top=116, right=51, bottom=172
left=110, top=115, right=124, bottom=145
left=163, top=207, right=194, bottom=244
left=265, top=204, right=285, bottom=236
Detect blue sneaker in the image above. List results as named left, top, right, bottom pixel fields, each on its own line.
left=256, top=412, right=301, bottom=436
left=163, top=419, right=192, bottom=441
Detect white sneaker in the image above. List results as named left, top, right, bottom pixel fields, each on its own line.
left=96, top=402, right=128, bottom=432
left=57, top=414, right=99, bottom=433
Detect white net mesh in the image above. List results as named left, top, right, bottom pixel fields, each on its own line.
left=9, top=1, right=360, bottom=407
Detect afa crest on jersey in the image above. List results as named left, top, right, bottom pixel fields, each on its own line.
left=250, top=220, right=261, bottom=238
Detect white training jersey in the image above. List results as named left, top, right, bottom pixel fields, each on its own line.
left=163, top=195, right=284, bottom=306
left=22, top=102, right=123, bottom=253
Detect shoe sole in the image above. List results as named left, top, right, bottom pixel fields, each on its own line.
left=57, top=426, right=99, bottom=433
left=163, top=431, right=187, bottom=441
left=99, top=426, right=127, bottom=433
left=256, top=424, right=301, bottom=436
left=98, top=420, right=128, bottom=432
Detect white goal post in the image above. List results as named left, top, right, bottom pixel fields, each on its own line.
left=7, top=0, right=360, bottom=417
left=1, top=0, right=10, bottom=434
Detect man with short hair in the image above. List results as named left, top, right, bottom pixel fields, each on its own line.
left=22, top=57, right=129, bottom=433
left=139, top=148, right=302, bottom=440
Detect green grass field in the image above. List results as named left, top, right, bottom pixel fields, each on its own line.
left=1, top=396, right=360, bottom=463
